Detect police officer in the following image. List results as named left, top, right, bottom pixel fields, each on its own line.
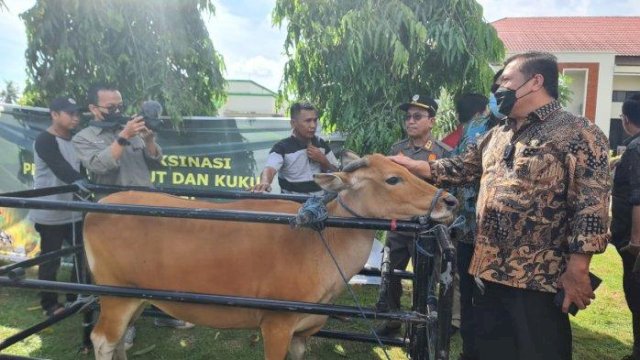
left=375, top=94, right=451, bottom=337
left=611, top=95, right=640, bottom=360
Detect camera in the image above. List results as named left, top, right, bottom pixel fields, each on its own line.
left=139, top=100, right=163, bottom=130
left=109, top=100, right=164, bottom=130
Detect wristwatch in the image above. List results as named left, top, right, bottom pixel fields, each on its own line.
left=117, top=137, right=130, bottom=146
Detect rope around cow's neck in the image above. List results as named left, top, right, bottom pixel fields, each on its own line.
left=315, top=230, right=393, bottom=360
left=291, top=195, right=392, bottom=360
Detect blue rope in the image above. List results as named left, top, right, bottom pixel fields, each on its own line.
left=290, top=196, right=329, bottom=231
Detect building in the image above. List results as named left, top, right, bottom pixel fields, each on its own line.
left=492, top=17, right=640, bottom=149
left=219, top=79, right=285, bottom=117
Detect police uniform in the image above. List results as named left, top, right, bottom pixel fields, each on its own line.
left=381, top=136, right=451, bottom=312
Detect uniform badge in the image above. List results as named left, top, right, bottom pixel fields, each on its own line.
left=428, top=153, right=437, bottom=161
left=530, top=139, right=540, bottom=146
left=412, top=94, right=420, bottom=102
left=424, top=140, right=432, bottom=149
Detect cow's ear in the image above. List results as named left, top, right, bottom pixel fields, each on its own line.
left=314, top=173, right=348, bottom=192
left=340, top=151, right=360, bottom=169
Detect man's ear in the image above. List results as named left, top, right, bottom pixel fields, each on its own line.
left=314, top=173, right=349, bottom=192
left=532, top=73, right=545, bottom=91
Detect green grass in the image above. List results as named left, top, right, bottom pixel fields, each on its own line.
left=0, top=245, right=634, bottom=359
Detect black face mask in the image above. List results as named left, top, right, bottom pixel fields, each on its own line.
left=494, top=77, right=534, bottom=116
left=104, top=110, right=128, bottom=124
left=89, top=109, right=129, bottom=129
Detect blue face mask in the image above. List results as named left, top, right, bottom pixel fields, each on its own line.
left=489, top=92, right=505, bottom=119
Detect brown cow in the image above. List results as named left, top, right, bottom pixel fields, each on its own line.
left=84, top=153, right=457, bottom=360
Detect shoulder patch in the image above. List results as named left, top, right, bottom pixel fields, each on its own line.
left=435, top=140, right=454, bottom=153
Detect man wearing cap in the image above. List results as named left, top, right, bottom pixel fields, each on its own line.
left=375, top=94, right=452, bottom=336
left=29, top=97, right=86, bottom=317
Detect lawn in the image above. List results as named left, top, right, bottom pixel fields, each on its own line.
left=0, top=245, right=634, bottom=359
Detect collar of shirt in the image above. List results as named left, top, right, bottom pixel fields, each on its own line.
left=623, top=130, right=640, bottom=146
left=505, top=100, right=562, bottom=131
left=290, top=135, right=319, bottom=147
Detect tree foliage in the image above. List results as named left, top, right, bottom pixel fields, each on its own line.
left=558, top=73, right=574, bottom=108
left=274, top=0, right=504, bottom=154
left=0, top=81, right=20, bottom=104
left=20, top=0, right=225, bottom=120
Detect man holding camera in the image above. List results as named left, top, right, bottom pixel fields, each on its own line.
left=72, top=84, right=161, bottom=186
left=73, top=84, right=192, bottom=349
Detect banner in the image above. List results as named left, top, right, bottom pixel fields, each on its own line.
left=0, top=103, right=318, bottom=261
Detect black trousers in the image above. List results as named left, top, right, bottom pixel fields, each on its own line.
left=473, top=281, right=572, bottom=360
left=35, top=222, right=85, bottom=311
left=457, top=241, right=477, bottom=357
left=617, top=247, right=640, bottom=351
left=381, top=232, right=415, bottom=311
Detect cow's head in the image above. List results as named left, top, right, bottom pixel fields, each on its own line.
left=314, top=152, right=457, bottom=223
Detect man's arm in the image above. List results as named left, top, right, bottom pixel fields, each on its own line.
left=558, top=125, right=611, bottom=313
left=251, top=166, right=277, bottom=192
left=307, top=144, right=338, bottom=172
left=140, top=129, right=163, bottom=167
left=73, top=131, right=121, bottom=175
left=249, top=145, right=284, bottom=192
left=35, top=133, right=84, bottom=184
left=621, top=145, right=640, bottom=257
left=388, top=136, right=485, bottom=186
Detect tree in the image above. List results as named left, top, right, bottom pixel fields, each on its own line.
left=0, top=81, right=20, bottom=104
left=20, top=0, right=225, bottom=121
left=558, top=73, right=574, bottom=108
left=274, top=0, right=504, bottom=154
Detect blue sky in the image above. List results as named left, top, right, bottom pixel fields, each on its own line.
left=1, top=0, right=639, bottom=93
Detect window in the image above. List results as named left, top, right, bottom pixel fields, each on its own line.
left=612, top=91, right=640, bottom=102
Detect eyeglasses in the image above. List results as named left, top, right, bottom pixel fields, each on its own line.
left=96, top=103, right=124, bottom=114
left=405, top=112, right=430, bottom=122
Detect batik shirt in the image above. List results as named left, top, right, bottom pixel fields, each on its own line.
left=429, top=101, right=610, bottom=292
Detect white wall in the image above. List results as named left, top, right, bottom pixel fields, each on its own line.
left=226, top=80, right=275, bottom=95
left=221, top=95, right=276, bottom=116
left=554, top=52, right=616, bottom=137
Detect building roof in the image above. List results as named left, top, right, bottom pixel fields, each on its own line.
left=492, top=17, right=640, bottom=56
left=226, top=79, right=276, bottom=96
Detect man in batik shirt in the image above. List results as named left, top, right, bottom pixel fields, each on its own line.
left=389, top=52, right=610, bottom=360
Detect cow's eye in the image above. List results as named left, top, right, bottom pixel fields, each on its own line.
left=385, top=176, right=401, bottom=185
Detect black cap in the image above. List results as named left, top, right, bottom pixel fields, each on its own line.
left=399, top=94, right=438, bottom=116
left=49, top=97, right=80, bottom=113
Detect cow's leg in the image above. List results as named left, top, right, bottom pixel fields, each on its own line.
left=288, top=335, right=307, bottom=360
left=260, top=317, right=296, bottom=360
left=91, top=297, right=143, bottom=360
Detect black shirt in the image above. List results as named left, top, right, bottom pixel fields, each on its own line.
left=611, top=132, right=640, bottom=248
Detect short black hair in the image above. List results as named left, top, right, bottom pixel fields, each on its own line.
left=289, top=102, right=317, bottom=120
left=491, top=68, right=504, bottom=94
left=455, top=94, right=488, bottom=124
left=504, top=52, right=559, bottom=99
left=87, top=83, right=118, bottom=106
left=622, top=97, right=640, bottom=127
